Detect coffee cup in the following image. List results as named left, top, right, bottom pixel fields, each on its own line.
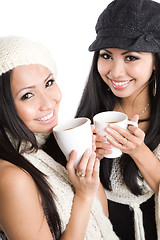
left=93, top=111, right=138, bottom=158
left=53, top=117, right=92, bottom=168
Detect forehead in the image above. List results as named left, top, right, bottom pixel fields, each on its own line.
left=10, top=64, right=52, bottom=96
left=101, top=48, right=133, bottom=54
left=11, top=64, right=51, bottom=83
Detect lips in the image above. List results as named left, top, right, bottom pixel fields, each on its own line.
left=112, top=80, right=130, bottom=86
left=110, top=79, right=132, bottom=90
left=36, top=111, right=54, bottom=122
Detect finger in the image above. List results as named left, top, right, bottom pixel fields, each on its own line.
left=67, top=150, right=77, bottom=169
left=106, top=124, right=135, bottom=142
left=94, top=126, right=98, bottom=134
left=96, top=147, right=112, bottom=156
left=106, top=135, right=126, bottom=149
left=91, top=124, right=95, bottom=133
left=95, top=152, right=106, bottom=160
left=130, top=114, right=139, bottom=123
left=106, top=126, right=129, bottom=142
left=107, top=124, right=144, bottom=144
left=92, top=158, right=100, bottom=181
left=96, top=141, right=112, bottom=149
left=92, top=134, right=96, bottom=152
left=76, top=149, right=92, bottom=174
left=66, top=150, right=78, bottom=178
left=86, top=152, right=96, bottom=177
left=128, top=125, right=145, bottom=139
left=96, top=135, right=107, bottom=143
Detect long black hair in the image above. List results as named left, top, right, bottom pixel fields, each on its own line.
left=0, top=71, right=65, bottom=239
left=76, top=51, right=160, bottom=196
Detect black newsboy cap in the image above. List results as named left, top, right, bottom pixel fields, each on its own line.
left=89, top=0, right=160, bottom=52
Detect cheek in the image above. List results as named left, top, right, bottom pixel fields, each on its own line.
left=57, top=88, right=62, bottom=103
left=131, top=62, right=153, bottom=81
left=53, top=84, right=62, bottom=104
left=97, top=59, right=107, bottom=76
left=16, top=103, right=36, bottom=123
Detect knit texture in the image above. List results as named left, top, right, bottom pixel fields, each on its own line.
left=89, top=0, right=160, bottom=52
left=3, top=132, right=119, bottom=239
left=22, top=149, right=119, bottom=240
left=105, top=143, right=160, bottom=240
left=0, top=36, right=57, bottom=78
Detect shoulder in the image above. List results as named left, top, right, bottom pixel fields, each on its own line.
left=0, top=160, right=53, bottom=239
left=0, top=159, right=33, bottom=188
left=0, top=159, right=40, bottom=205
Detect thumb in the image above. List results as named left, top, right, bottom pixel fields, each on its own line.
left=130, top=114, right=139, bottom=123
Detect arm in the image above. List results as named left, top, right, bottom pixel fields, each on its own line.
left=61, top=149, right=100, bottom=240
left=128, top=142, right=160, bottom=194
left=0, top=161, right=53, bottom=240
left=0, top=150, right=100, bottom=240
left=102, top=117, right=160, bottom=194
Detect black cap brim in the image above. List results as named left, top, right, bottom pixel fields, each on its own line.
left=89, top=35, right=160, bottom=53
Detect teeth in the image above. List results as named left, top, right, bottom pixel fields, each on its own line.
left=112, top=80, right=130, bottom=86
left=37, top=112, right=53, bottom=121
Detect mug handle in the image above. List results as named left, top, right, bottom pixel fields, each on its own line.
left=127, top=120, right=138, bottom=127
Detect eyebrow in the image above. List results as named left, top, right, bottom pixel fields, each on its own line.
left=103, top=49, right=132, bottom=55
left=16, top=73, right=53, bottom=96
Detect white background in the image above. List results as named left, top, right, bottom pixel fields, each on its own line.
left=1, top=0, right=160, bottom=122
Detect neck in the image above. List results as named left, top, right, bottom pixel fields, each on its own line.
left=117, top=92, right=150, bottom=120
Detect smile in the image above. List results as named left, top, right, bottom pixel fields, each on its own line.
left=112, top=80, right=130, bottom=86
left=109, top=79, right=133, bottom=90
left=37, top=111, right=54, bottom=121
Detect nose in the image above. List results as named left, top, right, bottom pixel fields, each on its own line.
left=39, top=92, right=53, bottom=111
left=108, top=60, right=125, bottom=79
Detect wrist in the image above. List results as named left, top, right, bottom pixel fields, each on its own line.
left=74, top=192, right=95, bottom=206
left=130, top=142, right=147, bottom=160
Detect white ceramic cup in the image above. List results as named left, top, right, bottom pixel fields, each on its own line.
left=53, top=117, right=92, bottom=169
left=93, top=111, right=138, bottom=158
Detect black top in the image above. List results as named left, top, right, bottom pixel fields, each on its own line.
left=108, top=194, right=157, bottom=240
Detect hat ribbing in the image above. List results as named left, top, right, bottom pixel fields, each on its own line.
left=0, top=36, right=57, bottom=77
left=89, top=0, right=160, bottom=52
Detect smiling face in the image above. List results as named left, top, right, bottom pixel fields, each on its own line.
left=97, top=48, right=155, bottom=99
left=11, top=64, right=62, bottom=133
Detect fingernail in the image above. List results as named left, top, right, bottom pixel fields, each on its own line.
left=86, top=148, right=91, bottom=154
left=106, top=127, right=111, bottom=132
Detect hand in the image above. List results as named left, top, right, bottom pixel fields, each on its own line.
left=66, top=149, right=100, bottom=201
left=93, top=127, right=112, bottom=160
left=91, top=124, right=96, bottom=152
left=105, top=115, right=145, bottom=156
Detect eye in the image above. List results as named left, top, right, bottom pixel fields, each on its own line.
left=99, top=53, right=112, bottom=60
left=45, top=79, right=55, bottom=88
left=125, top=55, right=139, bottom=62
left=21, top=92, right=34, bottom=100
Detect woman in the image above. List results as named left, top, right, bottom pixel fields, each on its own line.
left=76, top=0, right=160, bottom=239
left=0, top=36, right=118, bottom=240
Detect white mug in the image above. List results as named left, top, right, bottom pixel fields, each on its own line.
left=93, top=111, right=138, bottom=158
left=53, top=117, right=92, bottom=168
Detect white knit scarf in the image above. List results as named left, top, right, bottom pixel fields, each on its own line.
left=106, top=144, right=160, bottom=240
left=7, top=131, right=119, bottom=240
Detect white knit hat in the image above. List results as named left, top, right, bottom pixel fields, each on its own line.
left=0, top=36, right=57, bottom=78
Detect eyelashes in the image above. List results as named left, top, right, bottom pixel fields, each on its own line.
left=99, top=53, right=112, bottom=60
left=125, top=56, right=140, bottom=62
left=20, top=78, right=55, bottom=101
left=99, top=53, right=140, bottom=62
left=21, top=92, right=33, bottom=100
left=45, top=79, right=55, bottom=88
